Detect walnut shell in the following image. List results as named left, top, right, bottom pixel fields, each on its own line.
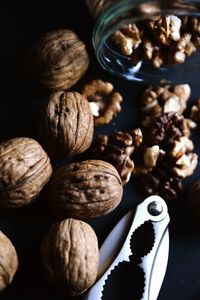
left=0, top=137, right=52, bottom=208
left=0, top=231, right=18, bottom=291
left=29, top=29, right=89, bottom=91
left=41, top=218, right=99, bottom=297
left=39, top=91, right=94, bottom=158
left=48, top=160, right=123, bottom=219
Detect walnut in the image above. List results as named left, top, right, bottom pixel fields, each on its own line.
left=139, top=37, right=166, bottom=68
left=82, top=79, right=123, bottom=126
left=110, top=14, right=200, bottom=68
left=169, top=136, right=198, bottom=178
left=48, top=160, right=123, bottom=219
left=169, top=33, right=196, bottom=64
left=144, top=145, right=160, bottom=167
left=190, top=99, right=200, bottom=123
left=139, top=166, right=183, bottom=200
left=0, top=231, right=18, bottom=291
left=141, top=84, right=191, bottom=127
left=0, top=137, right=52, bottom=208
left=90, top=129, right=143, bottom=185
left=111, top=24, right=142, bottom=55
left=191, top=17, right=200, bottom=34
left=41, top=218, right=99, bottom=297
left=145, top=112, right=186, bottom=146
left=28, top=29, right=89, bottom=91
left=188, top=181, right=200, bottom=224
left=147, top=15, right=182, bottom=45
left=39, top=91, right=94, bottom=158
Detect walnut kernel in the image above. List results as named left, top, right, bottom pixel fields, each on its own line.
left=82, top=79, right=123, bottom=126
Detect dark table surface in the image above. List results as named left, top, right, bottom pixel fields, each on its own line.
left=1, top=1, right=200, bottom=299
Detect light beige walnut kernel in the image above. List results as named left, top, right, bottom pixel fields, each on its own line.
left=82, top=79, right=123, bottom=126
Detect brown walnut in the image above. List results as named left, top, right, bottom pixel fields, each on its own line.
left=48, top=160, right=123, bottom=219
left=29, top=29, right=89, bottom=91
left=0, top=231, right=18, bottom=291
left=0, top=137, right=52, bottom=208
left=41, top=218, right=99, bottom=297
left=39, top=91, right=94, bottom=158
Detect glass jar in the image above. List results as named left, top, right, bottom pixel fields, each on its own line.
left=86, top=0, right=200, bottom=84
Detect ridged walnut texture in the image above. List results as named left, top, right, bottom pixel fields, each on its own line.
left=0, top=231, right=18, bottom=291
left=0, top=137, right=52, bottom=208
left=48, top=160, right=123, bottom=219
left=30, top=29, right=89, bottom=91
left=41, top=218, right=99, bottom=297
left=39, top=91, right=94, bottom=158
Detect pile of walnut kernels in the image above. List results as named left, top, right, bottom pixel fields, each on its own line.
left=112, top=15, right=200, bottom=68
left=1, top=23, right=200, bottom=299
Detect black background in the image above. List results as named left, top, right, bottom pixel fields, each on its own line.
left=1, top=1, right=200, bottom=299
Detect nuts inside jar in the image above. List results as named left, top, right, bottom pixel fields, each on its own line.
left=110, top=15, right=200, bottom=68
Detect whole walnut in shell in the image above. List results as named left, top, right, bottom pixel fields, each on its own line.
left=0, top=231, right=18, bottom=291
left=39, top=91, right=94, bottom=158
left=0, top=137, right=52, bottom=208
left=41, top=218, right=99, bottom=297
left=48, top=160, right=123, bottom=219
left=29, top=29, right=89, bottom=91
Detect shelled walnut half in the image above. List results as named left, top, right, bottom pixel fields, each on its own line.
left=41, top=218, right=99, bottom=297
left=90, top=129, right=143, bottom=185
left=82, top=79, right=123, bottom=126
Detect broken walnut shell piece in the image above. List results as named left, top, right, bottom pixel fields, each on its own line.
left=39, top=91, right=94, bottom=159
left=82, top=79, right=123, bottom=126
left=41, top=218, right=99, bottom=297
left=48, top=160, right=123, bottom=220
left=29, top=29, right=89, bottom=91
left=0, top=137, right=52, bottom=208
left=0, top=231, right=18, bottom=291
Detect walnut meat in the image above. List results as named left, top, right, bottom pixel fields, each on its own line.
left=0, top=231, right=18, bottom=291
left=82, top=79, right=123, bottom=126
left=0, top=137, right=52, bottom=208
left=29, top=29, right=89, bottom=91
left=41, top=218, right=99, bottom=297
left=39, top=91, right=94, bottom=158
left=48, top=160, right=123, bottom=219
